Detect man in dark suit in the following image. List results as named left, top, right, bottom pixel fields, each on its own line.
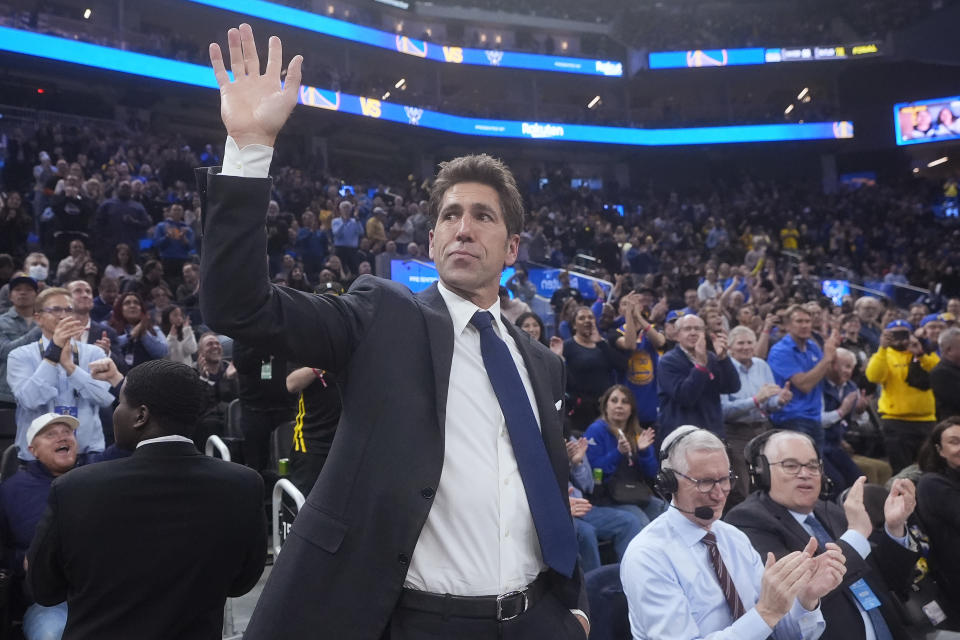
left=66, top=279, right=120, bottom=365
left=657, top=313, right=740, bottom=440
left=199, top=24, right=586, bottom=639
left=67, top=278, right=123, bottom=443
left=26, top=359, right=266, bottom=640
left=726, top=430, right=919, bottom=640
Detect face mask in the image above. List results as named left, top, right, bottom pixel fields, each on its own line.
left=28, top=264, right=48, bottom=281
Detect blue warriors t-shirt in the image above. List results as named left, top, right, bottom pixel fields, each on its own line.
left=616, top=323, right=660, bottom=423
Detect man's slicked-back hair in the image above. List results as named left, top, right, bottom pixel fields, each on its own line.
left=123, top=360, right=204, bottom=437
left=428, top=154, right=524, bottom=237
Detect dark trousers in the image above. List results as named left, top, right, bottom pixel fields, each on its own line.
left=724, top=420, right=769, bottom=508
left=880, top=418, right=935, bottom=474
left=161, top=257, right=186, bottom=288
left=335, top=246, right=360, bottom=274
left=382, top=590, right=586, bottom=640
left=241, top=406, right=294, bottom=474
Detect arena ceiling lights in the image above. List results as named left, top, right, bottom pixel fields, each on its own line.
left=0, top=26, right=855, bottom=147
left=185, top=0, right=624, bottom=77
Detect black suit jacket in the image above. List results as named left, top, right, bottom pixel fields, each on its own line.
left=725, top=492, right=918, bottom=640
left=198, top=172, right=586, bottom=639
left=85, top=319, right=124, bottom=369
left=26, top=442, right=266, bottom=640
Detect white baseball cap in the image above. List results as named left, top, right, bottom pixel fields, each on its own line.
left=26, top=413, right=79, bottom=445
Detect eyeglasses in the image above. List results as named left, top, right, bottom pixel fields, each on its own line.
left=769, top=460, right=823, bottom=476
left=675, top=470, right=737, bottom=493
left=41, top=306, right=74, bottom=315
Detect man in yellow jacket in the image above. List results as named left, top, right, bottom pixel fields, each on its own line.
left=866, top=319, right=939, bottom=473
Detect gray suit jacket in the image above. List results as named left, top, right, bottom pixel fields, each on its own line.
left=198, top=172, right=585, bottom=639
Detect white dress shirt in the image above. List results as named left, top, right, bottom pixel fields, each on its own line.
left=136, top=435, right=195, bottom=448
left=621, top=506, right=825, bottom=640
left=220, top=139, right=550, bottom=597
left=404, top=282, right=544, bottom=595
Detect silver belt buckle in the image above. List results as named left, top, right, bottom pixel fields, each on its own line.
left=496, top=589, right=528, bottom=621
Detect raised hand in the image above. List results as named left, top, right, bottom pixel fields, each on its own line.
left=616, top=431, right=632, bottom=456
left=549, top=336, right=564, bottom=357
left=651, top=295, right=669, bottom=322
left=883, top=478, right=916, bottom=537
left=756, top=548, right=815, bottom=627
left=839, top=390, right=859, bottom=417
left=907, top=335, right=924, bottom=356
left=777, top=381, right=793, bottom=406
left=635, top=427, right=655, bottom=451
left=799, top=540, right=846, bottom=608
left=823, top=327, right=839, bottom=362
left=693, top=332, right=709, bottom=366
left=52, top=316, right=85, bottom=349
left=566, top=437, right=588, bottom=465
left=713, top=331, right=729, bottom=359
left=842, top=476, right=873, bottom=539
left=209, top=24, right=303, bottom=148
left=94, top=330, right=111, bottom=356
left=89, top=357, right=124, bottom=387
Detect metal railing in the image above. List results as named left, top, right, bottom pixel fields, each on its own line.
left=272, top=479, right=306, bottom=560
left=204, top=435, right=231, bottom=461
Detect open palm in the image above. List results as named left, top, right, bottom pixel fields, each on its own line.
left=209, top=24, right=303, bottom=148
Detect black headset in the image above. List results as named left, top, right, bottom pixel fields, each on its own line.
left=654, top=426, right=701, bottom=496
left=743, top=429, right=832, bottom=498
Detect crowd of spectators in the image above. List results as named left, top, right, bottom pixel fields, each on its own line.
left=1, top=107, right=960, bottom=636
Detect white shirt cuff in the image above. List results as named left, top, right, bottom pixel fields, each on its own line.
left=221, top=136, right=273, bottom=178
left=840, top=529, right=871, bottom=559
left=569, top=608, right=588, bottom=626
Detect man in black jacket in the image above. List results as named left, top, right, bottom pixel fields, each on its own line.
left=27, top=359, right=266, bottom=640
left=726, top=430, right=919, bottom=640
left=931, top=327, right=960, bottom=421
left=200, top=24, right=586, bottom=640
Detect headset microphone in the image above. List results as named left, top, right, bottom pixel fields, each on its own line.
left=669, top=503, right=716, bottom=520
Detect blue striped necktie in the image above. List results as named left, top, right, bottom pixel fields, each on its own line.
left=470, top=310, right=578, bottom=577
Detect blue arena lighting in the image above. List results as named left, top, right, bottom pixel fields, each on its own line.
left=649, top=49, right=766, bottom=69
left=184, top=0, right=624, bottom=77
left=0, top=26, right=855, bottom=147
left=649, top=43, right=882, bottom=69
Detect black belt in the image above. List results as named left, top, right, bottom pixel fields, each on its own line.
left=398, top=573, right=550, bottom=621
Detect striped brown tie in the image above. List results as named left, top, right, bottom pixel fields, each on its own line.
left=702, top=532, right=746, bottom=620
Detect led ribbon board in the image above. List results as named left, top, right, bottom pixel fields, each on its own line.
left=0, top=26, right=854, bottom=146
left=894, top=95, right=960, bottom=146
left=649, top=43, right=882, bottom=69
left=185, top=0, right=624, bottom=77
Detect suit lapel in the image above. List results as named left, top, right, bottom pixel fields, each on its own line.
left=415, top=284, right=454, bottom=438
left=760, top=493, right=820, bottom=550
left=503, top=320, right=567, bottom=490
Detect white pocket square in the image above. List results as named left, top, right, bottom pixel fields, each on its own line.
left=555, top=400, right=563, bottom=410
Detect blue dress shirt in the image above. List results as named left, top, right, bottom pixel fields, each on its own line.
left=768, top=335, right=824, bottom=424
